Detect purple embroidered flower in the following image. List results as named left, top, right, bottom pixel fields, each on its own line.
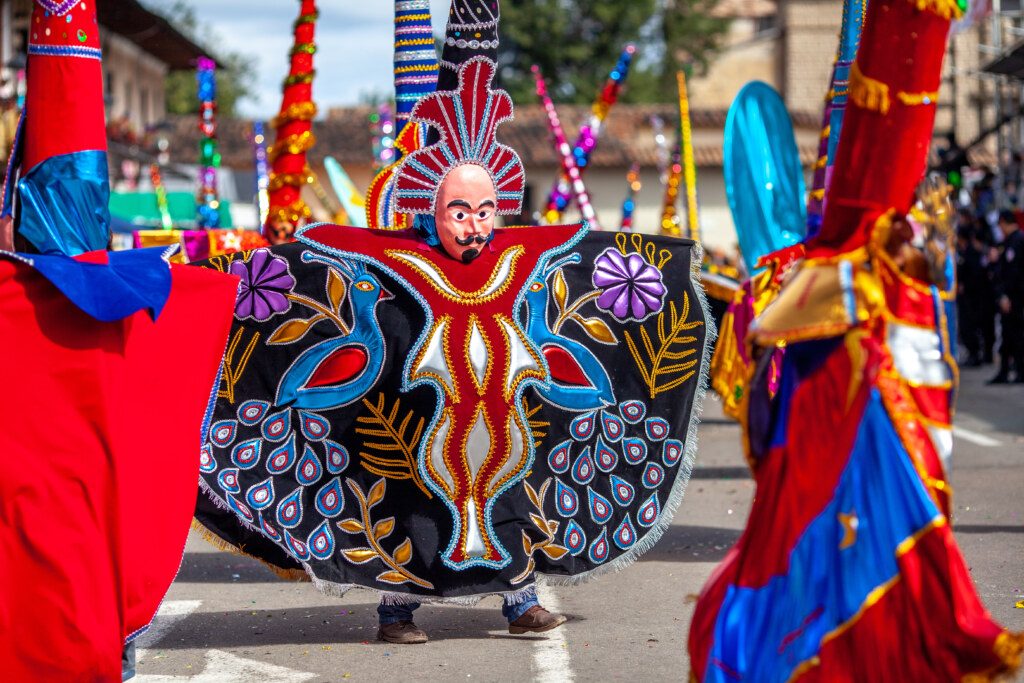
left=592, top=248, right=667, bottom=321
left=230, top=250, right=296, bottom=321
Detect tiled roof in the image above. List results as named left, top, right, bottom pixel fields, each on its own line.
left=163, top=103, right=822, bottom=171
left=711, top=0, right=778, bottom=17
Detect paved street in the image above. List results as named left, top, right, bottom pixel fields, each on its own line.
left=133, top=366, right=1023, bottom=682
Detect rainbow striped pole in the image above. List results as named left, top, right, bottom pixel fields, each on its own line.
left=543, top=44, right=636, bottom=223
left=805, top=0, right=867, bottom=239
left=195, top=56, right=221, bottom=229
left=150, top=163, right=174, bottom=231
left=253, top=121, right=271, bottom=229
left=533, top=65, right=600, bottom=229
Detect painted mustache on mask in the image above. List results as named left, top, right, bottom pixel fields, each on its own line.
left=455, top=235, right=488, bottom=246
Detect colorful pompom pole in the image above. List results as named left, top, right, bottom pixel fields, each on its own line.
left=543, top=44, right=636, bottom=223
left=533, top=65, right=600, bottom=230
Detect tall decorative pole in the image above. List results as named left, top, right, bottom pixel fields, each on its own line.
left=151, top=163, right=175, bottom=231
left=619, top=163, right=641, bottom=231
left=365, top=0, right=439, bottom=229
left=804, top=0, right=867, bottom=239
left=195, top=56, right=221, bottom=229
left=533, top=65, right=601, bottom=229
left=252, top=121, right=271, bottom=229
left=677, top=70, right=700, bottom=243
left=659, top=147, right=683, bottom=236
left=265, top=0, right=318, bottom=244
left=370, top=104, right=396, bottom=175
left=543, top=44, right=636, bottom=224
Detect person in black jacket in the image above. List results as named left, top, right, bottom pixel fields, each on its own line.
left=957, top=224, right=990, bottom=365
left=989, top=210, right=1024, bottom=383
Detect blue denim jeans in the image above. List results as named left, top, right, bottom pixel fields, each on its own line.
left=122, top=640, right=136, bottom=681
left=378, top=587, right=540, bottom=625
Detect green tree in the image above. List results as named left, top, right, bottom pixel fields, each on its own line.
left=152, top=1, right=256, bottom=118
left=499, top=0, right=728, bottom=104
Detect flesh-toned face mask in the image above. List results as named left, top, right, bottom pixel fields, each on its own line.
left=434, top=165, right=497, bottom=263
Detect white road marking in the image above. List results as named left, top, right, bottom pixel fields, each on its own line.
left=952, top=426, right=1001, bottom=448
left=134, top=649, right=316, bottom=683
left=136, top=600, right=203, bottom=661
left=533, top=585, right=574, bottom=683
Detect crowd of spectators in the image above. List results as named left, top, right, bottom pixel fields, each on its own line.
left=956, top=173, right=1024, bottom=383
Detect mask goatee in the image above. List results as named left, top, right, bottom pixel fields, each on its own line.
left=461, top=248, right=480, bottom=264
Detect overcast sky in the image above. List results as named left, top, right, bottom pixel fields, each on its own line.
left=188, top=1, right=451, bottom=119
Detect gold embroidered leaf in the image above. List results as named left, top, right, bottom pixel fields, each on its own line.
left=377, top=570, right=411, bottom=585
left=393, top=537, right=413, bottom=565
left=337, top=518, right=364, bottom=534
left=573, top=314, right=617, bottom=344
left=267, top=315, right=324, bottom=345
left=546, top=519, right=559, bottom=536
left=552, top=269, right=569, bottom=313
left=342, top=548, right=377, bottom=564
left=524, top=481, right=541, bottom=509
left=521, top=531, right=534, bottom=556
left=541, top=544, right=569, bottom=560
left=327, top=268, right=347, bottom=312
left=373, top=517, right=396, bottom=540
left=529, top=513, right=548, bottom=534
left=367, top=478, right=386, bottom=507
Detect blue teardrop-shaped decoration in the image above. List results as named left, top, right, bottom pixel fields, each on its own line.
left=619, top=400, right=646, bottom=424
left=276, top=487, right=304, bottom=529
left=637, top=492, right=661, bottom=528
left=642, top=462, right=665, bottom=489
left=554, top=478, right=579, bottom=517
left=315, top=477, right=344, bottom=518
left=601, top=411, right=625, bottom=443
left=588, top=527, right=609, bottom=564
left=210, top=420, right=237, bottom=448
left=299, top=411, right=331, bottom=442
left=307, top=520, right=336, bottom=560
left=226, top=494, right=255, bottom=524
left=571, top=447, right=596, bottom=485
left=324, top=440, right=350, bottom=474
left=238, top=399, right=270, bottom=426
left=645, top=417, right=670, bottom=442
left=230, top=438, right=262, bottom=470
left=613, top=514, right=637, bottom=550
left=547, top=440, right=572, bottom=474
left=563, top=519, right=586, bottom=556
left=588, top=487, right=614, bottom=524
left=569, top=411, right=596, bottom=441
left=609, top=474, right=635, bottom=506
left=622, top=438, right=648, bottom=465
left=199, top=445, right=217, bottom=474
left=662, top=439, right=684, bottom=467
left=266, top=433, right=297, bottom=475
left=261, top=409, right=291, bottom=442
left=284, top=530, right=310, bottom=561
left=245, top=477, right=276, bottom=511
left=217, top=467, right=241, bottom=494
left=258, top=512, right=281, bottom=541
left=594, top=436, right=618, bottom=473
left=295, top=444, right=323, bottom=486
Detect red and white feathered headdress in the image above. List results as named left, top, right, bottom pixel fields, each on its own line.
left=394, top=57, right=525, bottom=216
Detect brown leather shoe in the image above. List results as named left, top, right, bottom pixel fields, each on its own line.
left=508, top=605, right=567, bottom=634
left=377, top=620, right=428, bottom=644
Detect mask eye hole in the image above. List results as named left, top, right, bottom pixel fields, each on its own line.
left=454, top=211, right=466, bottom=221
